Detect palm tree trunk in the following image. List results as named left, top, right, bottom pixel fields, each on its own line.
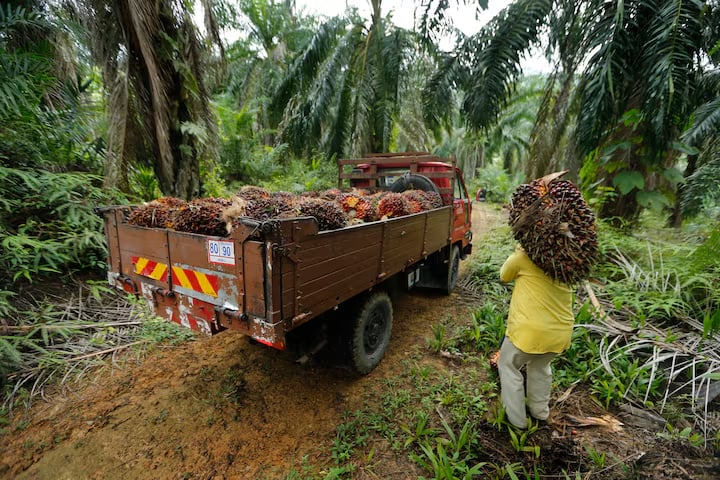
left=103, top=64, right=130, bottom=193
left=527, top=66, right=577, bottom=180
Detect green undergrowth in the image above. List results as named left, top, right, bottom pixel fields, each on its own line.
left=283, top=212, right=720, bottom=479
left=0, top=285, right=197, bottom=416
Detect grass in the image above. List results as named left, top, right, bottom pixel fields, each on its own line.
left=298, top=211, right=720, bottom=479
left=3, top=205, right=720, bottom=479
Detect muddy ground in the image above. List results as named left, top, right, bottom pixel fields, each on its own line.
left=1, top=204, right=718, bottom=479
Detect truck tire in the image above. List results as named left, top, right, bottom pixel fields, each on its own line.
left=444, top=245, right=460, bottom=295
left=390, top=173, right=440, bottom=195
left=347, top=291, right=393, bottom=374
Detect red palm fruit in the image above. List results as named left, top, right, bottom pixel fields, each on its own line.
left=338, top=193, right=373, bottom=220
left=377, top=192, right=412, bottom=219
left=401, top=190, right=427, bottom=213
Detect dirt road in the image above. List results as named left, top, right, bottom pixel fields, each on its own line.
left=1, top=203, right=504, bottom=479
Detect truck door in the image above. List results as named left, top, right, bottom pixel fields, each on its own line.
left=452, top=169, right=472, bottom=248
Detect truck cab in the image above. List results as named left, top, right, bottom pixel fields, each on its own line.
left=340, top=152, right=473, bottom=258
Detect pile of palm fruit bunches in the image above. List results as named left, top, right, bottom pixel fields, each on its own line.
left=508, top=171, right=599, bottom=285
left=127, top=186, right=443, bottom=236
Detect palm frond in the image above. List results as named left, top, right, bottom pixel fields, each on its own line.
left=641, top=0, right=703, bottom=149
left=681, top=136, right=720, bottom=217
left=0, top=4, right=45, bottom=36
left=683, top=96, right=720, bottom=147
left=462, top=0, right=553, bottom=131
left=324, top=73, right=352, bottom=158
left=575, top=0, right=634, bottom=156
left=422, top=51, right=463, bottom=136
left=269, top=15, right=348, bottom=126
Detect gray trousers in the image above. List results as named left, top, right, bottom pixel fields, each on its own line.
left=498, top=338, right=557, bottom=429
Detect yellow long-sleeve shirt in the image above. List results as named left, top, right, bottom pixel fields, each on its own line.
left=500, top=246, right=574, bottom=354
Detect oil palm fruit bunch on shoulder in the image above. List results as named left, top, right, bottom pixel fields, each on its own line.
left=509, top=171, right=598, bottom=285
left=127, top=197, right=187, bottom=228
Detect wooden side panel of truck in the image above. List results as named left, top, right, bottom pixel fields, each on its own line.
left=102, top=206, right=452, bottom=345
left=100, top=152, right=471, bottom=372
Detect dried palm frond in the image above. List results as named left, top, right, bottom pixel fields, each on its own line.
left=577, top=282, right=720, bottom=441
left=2, top=283, right=190, bottom=413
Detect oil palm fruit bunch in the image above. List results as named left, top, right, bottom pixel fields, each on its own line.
left=377, top=192, right=412, bottom=219
left=403, top=190, right=442, bottom=212
left=401, top=190, right=425, bottom=213
left=420, top=191, right=443, bottom=209
left=244, top=195, right=296, bottom=221
left=127, top=197, right=187, bottom=228
left=236, top=185, right=271, bottom=201
left=509, top=171, right=598, bottom=285
left=171, top=197, right=232, bottom=236
left=320, top=188, right=342, bottom=201
left=338, top=192, right=373, bottom=220
left=297, top=197, right=347, bottom=230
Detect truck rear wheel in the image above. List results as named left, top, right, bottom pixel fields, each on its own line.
left=444, top=245, right=460, bottom=295
left=346, top=291, right=393, bottom=374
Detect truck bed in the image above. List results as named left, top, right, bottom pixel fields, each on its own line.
left=102, top=205, right=452, bottom=348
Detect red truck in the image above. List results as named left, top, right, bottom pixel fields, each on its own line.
left=100, top=153, right=472, bottom=373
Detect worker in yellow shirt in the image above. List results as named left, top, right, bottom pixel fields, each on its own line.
left=498, top=244, right=575, bottom=429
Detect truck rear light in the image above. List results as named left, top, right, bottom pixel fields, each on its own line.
left=251, top=336, right=286, bottom=350
left=115, top=275, right=137, bottom=294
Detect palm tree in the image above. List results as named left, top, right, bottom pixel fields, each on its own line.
left=222, top=0, right=313, bottom=150
left=71, top=0, right=222, bottom=199
left=269, top=0, right=415, bottom=158
left=671, top=4, right=720, bottom=225
left=424, top=0, right=713, bottom=225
